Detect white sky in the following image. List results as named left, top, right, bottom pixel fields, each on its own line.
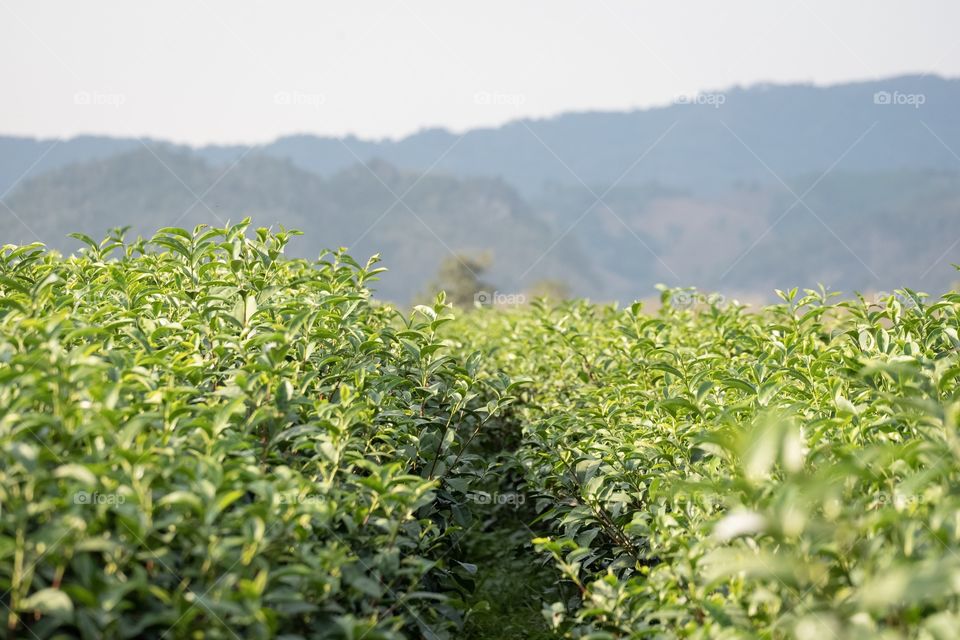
left=2, top=0, right=959, bottom=145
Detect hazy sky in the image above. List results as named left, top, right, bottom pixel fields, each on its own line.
left=2, top=1, right=959, bottom=145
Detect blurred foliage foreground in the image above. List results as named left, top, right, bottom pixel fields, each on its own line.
left=2, top=223, right=960, bottom=639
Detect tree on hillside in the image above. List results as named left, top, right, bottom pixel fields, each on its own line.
left=418, top=253, right=494, bottom=307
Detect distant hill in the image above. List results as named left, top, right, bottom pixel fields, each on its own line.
left=2, top=147, right=593, bottom=302
left=244, top=75, right=960, bottom=197
left=4, top=75, right=957, bottom=198
left=4, top=145, right=960, bottom=302
left=535, top=170, right=960, bottom=298
left=0, top=136, right=141, bottom=198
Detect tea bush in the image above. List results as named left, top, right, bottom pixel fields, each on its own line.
left=4, top=224, right=960, bottom=639
left=0, top=223, right=518, bottom=639
left=452, top=287, right=960, bottom=639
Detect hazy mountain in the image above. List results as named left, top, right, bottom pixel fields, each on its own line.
left=0, top=136, right=142, bottom=198
left=1, top=147, right=593, bottom=302
left=237, top=75, right=959, bottom=197
left=4, top=143, right=959, bottom=302
left=534, top=170, right=960, bottom=299
left=2, top=75, right=958, bottom=199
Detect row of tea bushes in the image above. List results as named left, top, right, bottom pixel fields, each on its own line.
left=0, top=223, right=516, bottom=639
left=452, top=288, right=960, bottom=639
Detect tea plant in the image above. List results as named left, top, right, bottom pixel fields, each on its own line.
left=5, top=223, right=960, bottom=639
left=0, top=222, right=517, bottom=639
left=451, top=287, right=960, bottom=639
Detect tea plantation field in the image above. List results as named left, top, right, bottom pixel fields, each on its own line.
left=2, top=223, right=960, bottom=639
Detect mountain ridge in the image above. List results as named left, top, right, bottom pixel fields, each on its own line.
left=2, top=147, right=595, bottom=302
left=3, top=74, right=958, bottom=197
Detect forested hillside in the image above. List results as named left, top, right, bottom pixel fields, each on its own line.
left=4, top=151, right=959, bottom=301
